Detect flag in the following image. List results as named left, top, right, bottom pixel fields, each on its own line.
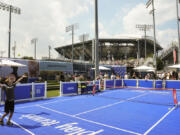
left=173, top=49, right=176, bottom=64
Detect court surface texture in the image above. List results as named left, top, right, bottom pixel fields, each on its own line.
left=0, top=88, right=180, bottom=135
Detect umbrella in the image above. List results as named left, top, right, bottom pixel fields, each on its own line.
left=168, top=64, right=180, bottom=68
left=0, top=59, right=26, bottom=67
left=134, top=65, right=155, bottom=71
left=91, top=66, right=111, bottom=70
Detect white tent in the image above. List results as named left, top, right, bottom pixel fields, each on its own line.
left=91, top=66, right=111, bottom=70
left=134, top=65, right=155, bottom=71
left=0, top=59, right=26, bottom=67
left=168, top=64, right=180, bottom=68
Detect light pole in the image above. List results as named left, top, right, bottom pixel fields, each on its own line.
left=79, top=34, right=89, bottom=61
left=176, top=0, right=180, bottom=64
left=0, top=2, right=21, bottom=58
left=31, top=38, right=38, bottom=59
left=95, top=0, right=99, bottom=79
left=48, top=45, right=51, bottom=59
left=12, top=41, right=16, bottom=58
left=146, top=0, right=157, bottom=73
left=66, top=23, right=79, bottom=74
left=136, top=39, right=140, bottom=65
left=136, top=24, right=153, bottom=58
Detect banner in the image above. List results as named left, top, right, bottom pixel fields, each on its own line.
left=173, top=49, right=176, bottom=64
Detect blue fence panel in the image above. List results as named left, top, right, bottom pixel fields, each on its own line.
left=115, top=80, right=122, bottom=87
left=166, top=81, right=180, bottom=89
left=63, top=83, right=78, bottom=94
left=106, top=80, right=114, bottom=89
left=34, top=84, right=45, bottom=97
left=86, top=84, right=93, bottom=91
left=123, top=80, right=137, bottom=87
left=15, top=85, right=32, bottom=100
left=155, top=80, right=163, bottom=88
left=139, top=80, right=153, bottom=88
left=95, top=81, right=100, bottom=90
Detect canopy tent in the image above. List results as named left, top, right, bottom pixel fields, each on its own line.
left=91, top=66, right=111, bottom=71
left=134, top=65, right=155, bottom=71
left=0, top=59, right=26, bottom=67
left=168, top=64, right=180, bottom=68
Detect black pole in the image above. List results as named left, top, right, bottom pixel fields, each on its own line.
left=8, top=6, right=12, bottom=58
left=95, top=0, right=99, bottom=80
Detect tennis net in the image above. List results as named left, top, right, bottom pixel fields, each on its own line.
left=95, top=85, right=179, bottom=106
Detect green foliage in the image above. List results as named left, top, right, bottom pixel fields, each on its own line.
left=22, top=56, right=34, bottom=60
left=157, top=57, right=164, bottom=70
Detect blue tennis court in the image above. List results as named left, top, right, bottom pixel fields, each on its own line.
left=0, top=88, right=180, bottom=135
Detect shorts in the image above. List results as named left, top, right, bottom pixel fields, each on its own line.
left=5, top=100, right=14, bottom=113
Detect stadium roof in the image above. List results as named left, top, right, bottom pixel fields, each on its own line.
left=55, top=37, right=162, bottom=61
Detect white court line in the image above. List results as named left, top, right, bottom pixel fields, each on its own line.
left=16, top=96, right=86, bottom=109
left=143, top=106, right=176, bottom=135
left=0, top=113, right=35, bottom=135
left=38, top=105, right=142, bottom=135
left=74, top=93, right=148, bottom=116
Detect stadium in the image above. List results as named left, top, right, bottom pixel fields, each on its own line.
left=55, top=36, right=162, bottom=66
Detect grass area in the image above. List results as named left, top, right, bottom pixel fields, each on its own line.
left=47, top=90, right=60, bottom=98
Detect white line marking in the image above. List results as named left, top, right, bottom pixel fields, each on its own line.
left=0, top=113, right=35, bottom=135
left=37, top=105, right=142, bottom=135
left=74, top=93, right=148, bottom=116
left=143, top=106, right=176, bottom=135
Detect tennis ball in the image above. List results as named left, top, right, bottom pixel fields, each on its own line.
left=168, top=108, right=171, bottom=110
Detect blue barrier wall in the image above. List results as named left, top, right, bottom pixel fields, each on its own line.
left=139, top=80, right=153, bottom=88
left=123, top=80, right=137, bottom=87
left=15, top=85, right=32, bottom=100
left=115, top=80, right=122, bottom=87
left=166, top=81, right=180, bottom=89
left=34, top=84, right=45, bottom=97
left=155, top=80, right=163, bottom=88
left=106, top=80, right=114, bottom=89
left=63, top=83, right=78, bottom=94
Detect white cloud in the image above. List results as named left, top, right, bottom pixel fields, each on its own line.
left=157, top=29, right=177, bottom=49
left=122, top=0, right=177, bottom=49
left=0, top=0, right=90, bottom=59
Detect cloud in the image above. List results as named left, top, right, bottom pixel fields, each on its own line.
left=0, top=0, right=90, bottom=59
left=122, top=0, right=177, bottom=49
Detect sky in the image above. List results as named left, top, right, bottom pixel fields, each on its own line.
left=0, top=0, right=179, bottom=59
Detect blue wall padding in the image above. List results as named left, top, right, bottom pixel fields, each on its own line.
left=15, top=85, right=32, bottom=100
left=139, top=80, right=153, bottom=88
left=166, top=81, right=180, bottom=89
left=63, top=83, right=78, bottom=94
left=115, top=80, right=122, bottom=87
left=123, top=80, right=137, bottom=87
left=34, top=84, right=45, bottom=97
left=155, top=80, right=163, bottom=88
left=106, top=80, right=114, bottom=89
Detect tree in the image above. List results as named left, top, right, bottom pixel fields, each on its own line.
left=157, top=57, right=164, bottom=70
left=22, top=56, right=34, bottom=60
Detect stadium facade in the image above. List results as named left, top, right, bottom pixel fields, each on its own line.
left=55, top=37, right=162, bottom=66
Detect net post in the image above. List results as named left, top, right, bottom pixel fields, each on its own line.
left=173, top=88, right=178, bottom=105
left=44, top=81, right=47, bottom=98
left=32, top=82, right=35, bottom=101
left=60, top=81, right=63, bottom=97
left=104, top=79, right=106, bottom=90
left=153, top=80, right=155, bottom=88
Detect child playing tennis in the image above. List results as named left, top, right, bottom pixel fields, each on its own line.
left=0, top=73, right=27, bottom=126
